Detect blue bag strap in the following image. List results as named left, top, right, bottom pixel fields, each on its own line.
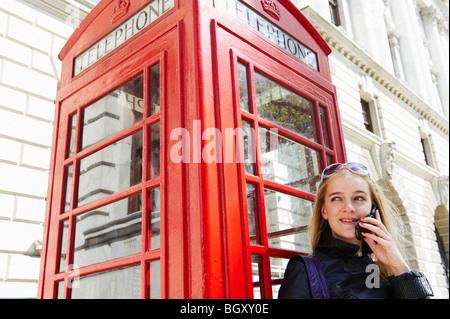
left=301, top=255, right=330, bottom=299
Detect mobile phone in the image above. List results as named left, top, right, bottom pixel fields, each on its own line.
left=355, top=203, right=378, bottom=241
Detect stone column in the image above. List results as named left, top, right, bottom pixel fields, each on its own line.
left=390, top=0, right=437, bottom=105
left=420, top=6, right=449, bottom=117
left=349, top=0, right=395, bottom=73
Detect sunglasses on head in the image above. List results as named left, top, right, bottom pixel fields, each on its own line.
left=321, top=162, right=370, bottom=183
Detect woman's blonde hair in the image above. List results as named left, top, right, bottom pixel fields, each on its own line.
left=309, top=169, right=408, bottom=276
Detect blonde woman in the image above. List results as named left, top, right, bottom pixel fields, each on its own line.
left=278, top=163, right=433, bottom=299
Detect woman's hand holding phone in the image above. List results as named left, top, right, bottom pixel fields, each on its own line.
left=359, top=209, right=411, bottom=276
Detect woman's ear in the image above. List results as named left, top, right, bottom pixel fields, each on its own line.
left=321, top=208, right=328, bottom=220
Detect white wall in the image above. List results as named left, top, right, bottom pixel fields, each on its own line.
left=0, top=0, right=92, bottom=298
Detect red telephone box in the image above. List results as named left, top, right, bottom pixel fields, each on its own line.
left=38, top=0, right=346, bottom=299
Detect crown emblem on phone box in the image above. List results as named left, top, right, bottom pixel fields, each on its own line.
left=111, top=0, right=131, bottom=24
left=260, top=0, right=281, bottom=20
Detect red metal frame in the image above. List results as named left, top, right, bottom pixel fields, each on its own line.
left=38, top=0, right=346, bottom=299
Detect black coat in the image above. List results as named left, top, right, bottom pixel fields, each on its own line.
left=278, top=232, right=433, bottom=299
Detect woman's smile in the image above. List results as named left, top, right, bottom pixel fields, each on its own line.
left=339, top=217, right=359, bottom=225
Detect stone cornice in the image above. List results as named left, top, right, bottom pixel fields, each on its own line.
left=23, top=0, right=94, bottom=26
left=301, top=6, right=449, bottom=136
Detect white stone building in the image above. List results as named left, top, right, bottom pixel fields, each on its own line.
left=294, top=0, right=449, bottom=298
left=0, top=0, right=448, bottom=298
left=0, top=0, right=95, bottom=298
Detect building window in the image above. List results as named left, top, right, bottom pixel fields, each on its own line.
left=435, top=227, right=449, bottom=288
left=329, top=0, right=341, bottom=26
left=361, top=98, right=374, bottom=133
left=420, top=136, right=434, bottom=168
